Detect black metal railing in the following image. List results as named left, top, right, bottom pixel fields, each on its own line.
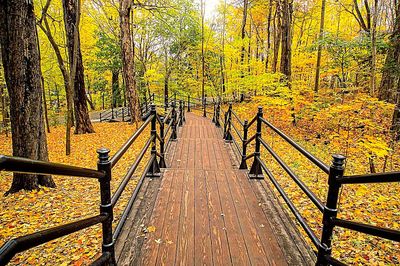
left=0, top=100, right=185, bottom=266
left=209, top=101, right=400, bottom=266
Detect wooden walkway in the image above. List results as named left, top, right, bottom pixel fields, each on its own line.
left=116, top=113, right=315, bottom=265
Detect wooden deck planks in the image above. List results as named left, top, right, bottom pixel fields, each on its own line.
left=137, top=113, right=290, bottom=266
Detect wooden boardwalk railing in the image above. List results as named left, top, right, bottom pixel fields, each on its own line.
left=1, top=92, right=399, bottom=266
left=116, top=113, right=315, bottom=265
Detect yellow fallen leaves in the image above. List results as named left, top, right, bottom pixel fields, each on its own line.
left=232, top=98, right=400, bottom=265
left=0, top=121, right=150, bottom=265
left=147, top=225, right=156, bottom=233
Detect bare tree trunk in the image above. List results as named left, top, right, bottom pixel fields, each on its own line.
left=62, top=0, right=95, bottom=134
left=120, top=0, right=141, bottom=124
left=280, top=0, right=293, bottom=79
left=220, top=0, right=227, bottom=94
left=0, top=0, right=55, bottom=194
left=379, top=1, right=399, bottom=102
left=111, top=70, right=120, bottom=108
left=265, top=0, right=273, bottom=72
left=240, top=0, right=249, bottom=79
left=370, top=0, right=379, bottom=96
left=272, top=0, right=281, bottom=73
left=314, top=0, right=326, bottom=93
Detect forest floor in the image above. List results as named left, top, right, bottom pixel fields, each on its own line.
left=0, top=122, right=150, bottom=265
left=0, top=99, right=399, bottom=265
left=230, top=96, right=399, bottom=265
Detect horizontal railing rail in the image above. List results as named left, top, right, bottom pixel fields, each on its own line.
left=0, top=100, right=186, bottom=266
left=207, top=100, right=399, bottom=266
left=0, top=155, right=105, bottom=179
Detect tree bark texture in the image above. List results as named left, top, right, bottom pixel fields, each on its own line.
left=0, top=0, right=55, bottom=193
left=62, top=0, right=95, bottom=134
left=379, top=1, right=400, bottom=102
left=240, top=0, right=249, bottom=79
left=120, top=0, right=141, bottom=123
left=280, top=0, right=293, bottom=80
left=314, top=0, right=326, bottom=93
left=112, top=70, right=121, bottom=108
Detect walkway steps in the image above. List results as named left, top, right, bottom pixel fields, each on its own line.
left=115, top=113, right=315, bottom=265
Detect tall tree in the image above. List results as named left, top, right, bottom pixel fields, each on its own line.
left=314, top=0, right=327, bottom=93
left=240, top=0, right=249, bottom=78
left=38, top=0, right=75, bottom=155
left=62, top=0, right=95, bottom=134
left=0, top=0, right=55, bottom=193
left=120, top=0, right=141, bottom=124
left=280, top=0, right=293, bottom=80
left=379, top=1, right=399, bottom=102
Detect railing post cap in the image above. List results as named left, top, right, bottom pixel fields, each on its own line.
left=332, top=154, right=346, bottom=166
left=150, top=103, right=156, bottom=111
left=97, top=148, right=110, bottom=162
left=258, top=106, right=263, bottom=113
left=244, top=119, right=248, bottom=124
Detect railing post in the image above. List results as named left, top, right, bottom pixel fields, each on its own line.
left=240, top=119, right=248, bottom=169
left=171, top=102, right=178, bottom=140
left=187, top=95, right=191, bottom=112
left=248, top=106, right=264, bottom=179
left=316, top=155, right=345, bottom=265
left=179, top=100, right=183, bottom=126
left=97, top=148, right=116, bottom=265
left=147, top=104, right=161, bottom=177
left=224, top=103, right=233, bottom=141
left=100, top=112, right=102, bottom=122
left=212, top=99, right=216, bottom=123
left=122, top=107, right=125, bottom=122
left=215, top=101, right=221, bottom=127
left=159, top=117, right=167, bottom=168
left=144, top=95, right=148, bottom=113
left=164, top=94, right=169, bottom=113
left=203, top=94, right=207, bottom=117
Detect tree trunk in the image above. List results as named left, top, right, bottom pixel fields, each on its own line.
left=120, top=0, right=141, bottom=124
left=0, top=0, right=55, bottom=194
left=240, top=0, right=249, bottom=79
left=280, top=0, right=293, bottom=79
left=370, top=0, right=379, bottom=96
left=314, top=0, right=327, bottom=93
left=272, top=0, right=281, bottom=73
left=265, top=0, right=273, bottom=72
left=38, top=0, right=74, bottom=155
left=379, top=1, right=399, bottom=102
left=62, top=0, right=95, bottom=134
left=111, top=70, right=120, bottom=108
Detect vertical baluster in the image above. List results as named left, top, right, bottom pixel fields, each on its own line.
left=187, top=95, right=191, bottom=112
left=203, top=94, right=207, bottom=117
left=212, top=99, right=216, bottom=123
left=240, top=119, right=248, bottom=169
left=316, top=155, right=345, bottom=265
left=164, top=93, right=169, bottom=113
left=147, top=104, right=161, bottom=177
left=179, top=100, right=183, bottom=126
left=224, top=103, right=233, bottom=141
left=159, top=117, right=166, bottom=168
left=248, top=106, right=263, bottom=179
left=97, top=148, right=116, bottom=265
left=215, top=101, right=221, bottom=127
left=171, top=102, right=178, bottom=140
